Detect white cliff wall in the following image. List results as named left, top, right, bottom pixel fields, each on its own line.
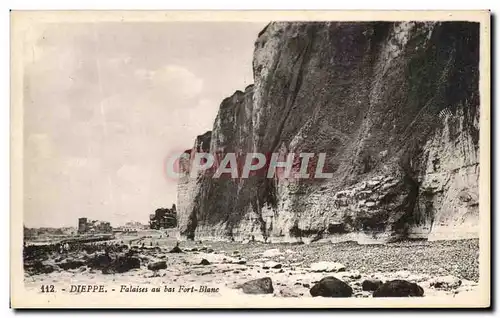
left=177, top=21, right=480, bottom=243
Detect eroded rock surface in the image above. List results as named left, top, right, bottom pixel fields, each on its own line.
left=177, top=22, right=479, bottom=243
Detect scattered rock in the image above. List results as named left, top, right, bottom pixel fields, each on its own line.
left=309, top=261, right=345, bottom=272
left=310, top=276, right=353, bottom=297
left=394, top=270, right=412, bottom=279
left=57, top=259, right=86, bottom=270
left=25, top=261, right=57, bottom=274
left=458, top=190, right=472, bottom=203
left=373, top=280, right=424, bottom=297
left=429, top=275, right=462, bottom=290
left=362, top=279, right=383, bottom=291
left=262, top=249, right=282, bottom=258
left=354, top=291, right=372, bottom=298
left=342, top=270, right=361, bottom=279
left=112, top=256, right=141, bottom=273
left=263, top=261, right=282, bottom=269
left=241, top=277, right=274, bottom=294
left=221, top=256, right=239, bottom=264
left=200, top=259, right=211, bottom=266
left=169, top=246, right=183, bottom=253
left=87, top=254, right=113, bottom=270
left=147, top=261, right=167, bottom=271
left=191, top=253, right=232, bottom=264
left=277, top=286, right=300, bottom=298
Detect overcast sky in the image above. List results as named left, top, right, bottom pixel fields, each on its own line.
left=23, top=22, right=268, bottom=227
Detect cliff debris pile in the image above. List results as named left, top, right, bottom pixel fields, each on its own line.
left=178, top=22, right=480, bottom=243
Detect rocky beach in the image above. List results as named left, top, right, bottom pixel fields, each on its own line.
left=24, top=233, right=480, bottom=300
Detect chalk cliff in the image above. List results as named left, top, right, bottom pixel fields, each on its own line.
left=177, top=22, right=480, bottom=243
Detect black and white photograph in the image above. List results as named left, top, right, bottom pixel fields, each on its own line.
left=10, top=10, right=491, bottom=308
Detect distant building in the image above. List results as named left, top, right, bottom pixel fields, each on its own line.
left=149, top=204, right=177, bottom=230
left=78, top=217, right=112, bottom=234
left=78, top=217, right=88, bottom=234
left=115, top=221, right=148, bottom=233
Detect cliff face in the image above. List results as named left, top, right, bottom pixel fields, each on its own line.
left=177, top=22, right=480, bottom=243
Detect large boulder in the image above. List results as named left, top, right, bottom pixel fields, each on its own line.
left=87, top=253, right=113, bottom=270
left=362, top=279, right=383, bottom=291
left=111, top=256, right=141, bottom=273
left=373, top=280, right=424, bottom=297
left=241, top=277, right=274, bottom=294
left=309, top=276, right=353, bottom=297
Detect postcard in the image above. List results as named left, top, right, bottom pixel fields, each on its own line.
left=10, top=10, right=491, bottom=308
